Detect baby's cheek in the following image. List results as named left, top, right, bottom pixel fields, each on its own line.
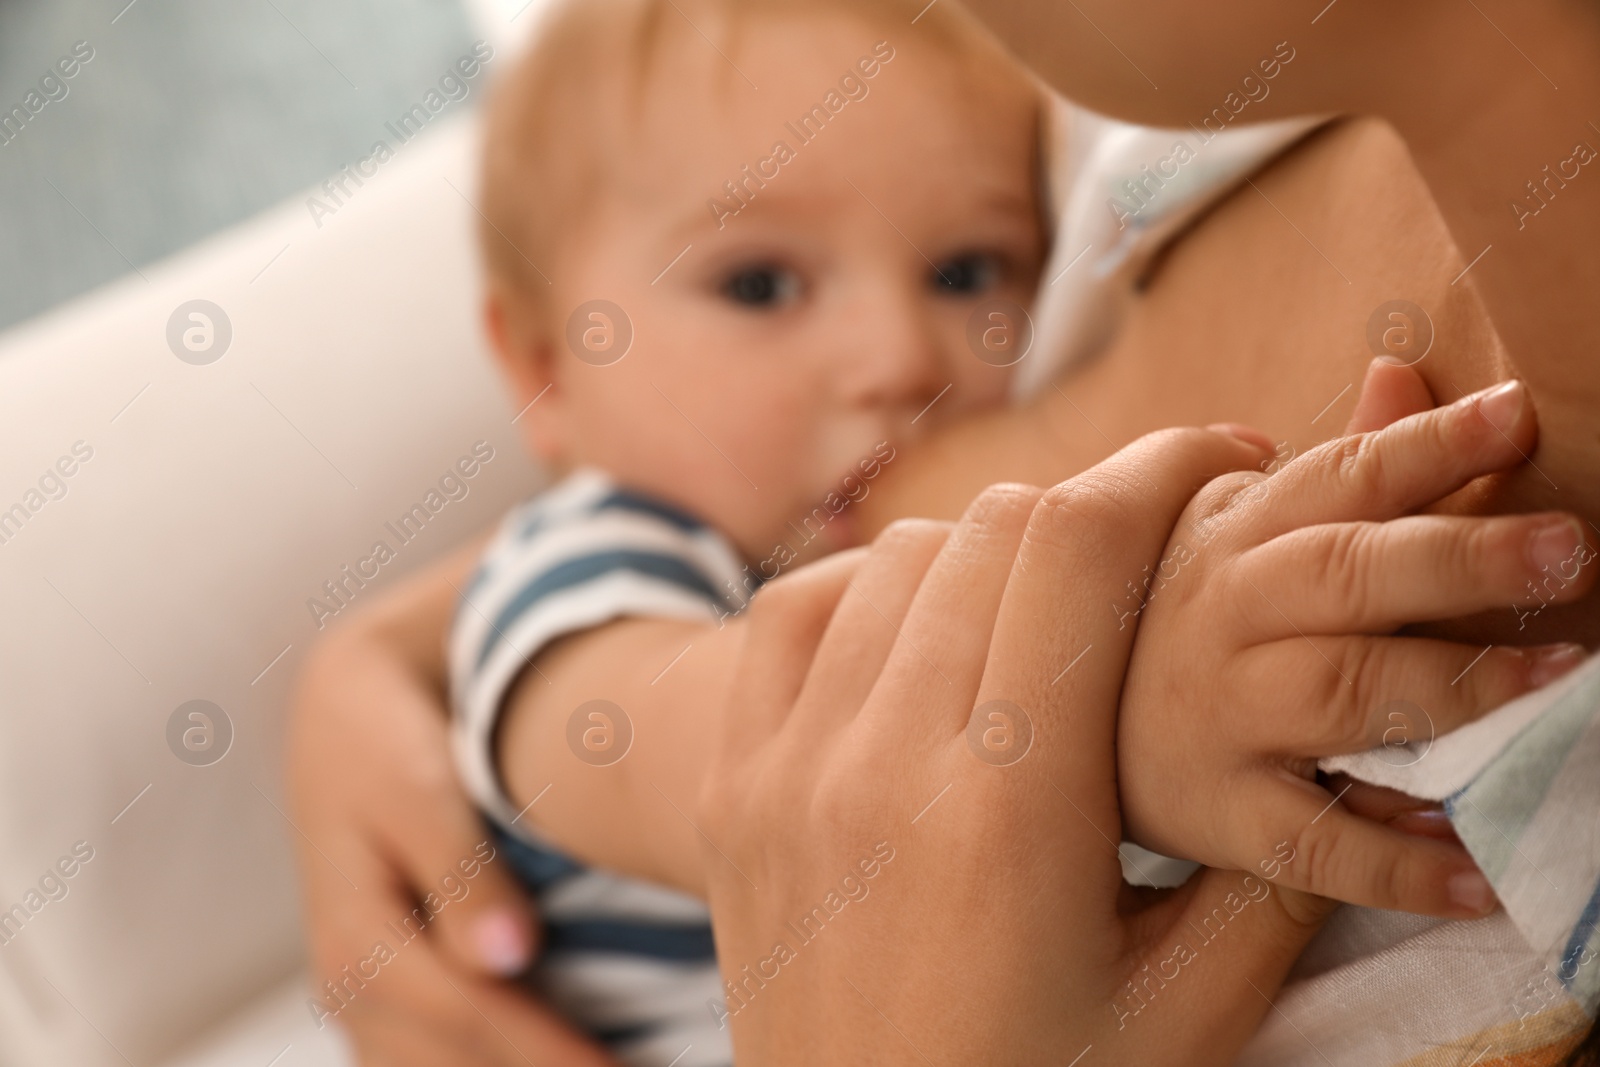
left=738, top=395, right=818, bottom=470
left=947, top=358, right=1019, bottom=418
left=701, top=413, right=809, bottom=509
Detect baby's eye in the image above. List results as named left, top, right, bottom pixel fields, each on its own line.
left=932, top=253, right=1000, bottom=295
left=721, top=265, right=801, bottom=308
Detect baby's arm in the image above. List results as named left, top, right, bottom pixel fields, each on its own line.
left=1118, top=364, right=1595, bottom=917
left=493, top=611, right=753, bottom=897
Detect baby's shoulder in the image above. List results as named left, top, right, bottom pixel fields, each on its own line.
left=483, top=466, right=724, bottom=553
left=465, top=468, right=747, bottom=620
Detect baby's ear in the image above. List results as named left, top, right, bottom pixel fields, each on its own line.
left=484, top=285, right=548, bottom=381
left=484, top=286, right=565, bottom=461
left=1344, top=357, right=1436, bottom=434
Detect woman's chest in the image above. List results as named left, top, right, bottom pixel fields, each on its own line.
left=1074, top=118, right=1510, bottom=455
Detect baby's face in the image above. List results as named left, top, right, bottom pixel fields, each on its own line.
left=519, top=9, right=1044, bottom=564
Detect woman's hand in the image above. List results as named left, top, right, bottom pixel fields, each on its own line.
left=698, top=428, right=1336, bottom=1065
left=287, top=545, right=618, bottom=1067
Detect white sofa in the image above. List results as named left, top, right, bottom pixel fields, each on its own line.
left=0, top=101, right=549, bottom=1067
left=0, top=2, right=577, bottom=1057
left=0, top=4, right=579, bottom=1061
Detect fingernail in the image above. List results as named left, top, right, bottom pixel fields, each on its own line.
left=1527, top=518, right=1583, bottom=575
left=1206, top=423, right=1276, bottom=453
left=1386, top=808, right=1458, bottom=841
left=472, top=910, right=532, bottom=976
left=1473, top=380, right=1524, bottom=434
left=1529, top=643, right=1588, bottom=689
left=1448, top=868, right=1497, bottom=917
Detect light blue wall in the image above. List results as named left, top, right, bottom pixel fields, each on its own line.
left=0, top=0, right=477, bottom=334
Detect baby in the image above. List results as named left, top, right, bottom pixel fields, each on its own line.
left=451, top=1, right=1045, bottom=1064
left=447, top=1, right=1581, bottom=1064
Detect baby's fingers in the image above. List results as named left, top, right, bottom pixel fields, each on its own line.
left=1247, top=379, right=1536, bottom=538
left=1343, top=358, right=1435, bottom=435
left=1238, top=635, right=1587, bottom=757
left=1236, top=512, right=1595, bottom=635
left=1249, top=776, right=1496, bottom=918
left=1333, top=776, right=1459, bottom=842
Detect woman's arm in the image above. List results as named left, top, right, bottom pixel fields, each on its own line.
left=287, top=535, right=619, bottom=1067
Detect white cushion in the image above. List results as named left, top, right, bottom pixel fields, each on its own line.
left=0, top=112, right=539, bottom=1066
left=160, top=976, right=352, bottom=1067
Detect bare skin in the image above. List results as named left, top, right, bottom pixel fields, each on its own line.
left=858, top=120, right=1496, bottom=516
left=866, top=0, right=1600, bottom=648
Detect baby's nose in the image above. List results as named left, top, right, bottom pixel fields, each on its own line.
left=832, top=296, right=947, bottom=414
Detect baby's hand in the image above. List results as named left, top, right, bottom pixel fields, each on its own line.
left=1118, top=366, right=1594, bottom=919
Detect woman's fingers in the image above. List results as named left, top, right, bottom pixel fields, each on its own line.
left=976, top=428, right=1273, bottom=773
left=386, top=805, right=537, bottom=980
left=864, top=484, right=1043, bottom=732
left=298, top=807, right=603, bottom=1065
left=362, top=1026, right=479, bottom=1067
left=429, top=970, right=623, bottom=1067
left=346, top=939, right=621, bottom=1067
left=1237, top=635, right=1587, bottom=757
left=333, top=677, right=540, bottom=978
left=301, top=828, right=412, bottom=996
left=290, top=660, right=540, bottom=982
left=790, top=519, right=951, bottom=739
left=1235, top=512, right=1595, bottom=635
left=302, top=841, right=605, bottom=1067
left=720, top=546, right=867, bottom=763
left=1243, top=380, right=1538, bottom=539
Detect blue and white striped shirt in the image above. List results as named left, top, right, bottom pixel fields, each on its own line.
left=450, top=469, right=747, bottom=1067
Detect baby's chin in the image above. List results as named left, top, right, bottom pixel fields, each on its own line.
left=798, top=486, right=868, bottom=555
left=739, top=501, right=866, bottom=578
left=814, top=504, right=863, bottom=554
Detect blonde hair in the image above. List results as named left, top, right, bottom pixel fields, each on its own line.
left=477, top=0, right=1041, bottom=312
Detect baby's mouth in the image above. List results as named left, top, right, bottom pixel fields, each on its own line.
left=778, top=484, right=866, bottom=561
left=822, top=503, right=862, bottom=552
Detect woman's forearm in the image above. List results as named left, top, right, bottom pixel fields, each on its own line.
left=328, top=529, right=495, bottom=698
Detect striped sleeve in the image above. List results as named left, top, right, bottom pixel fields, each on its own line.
left=449, top=469, right=749, bottom=830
